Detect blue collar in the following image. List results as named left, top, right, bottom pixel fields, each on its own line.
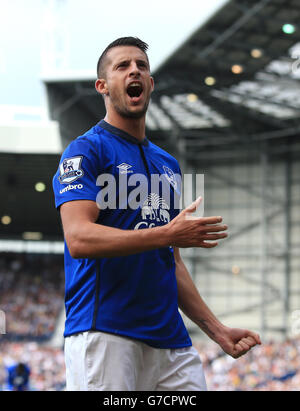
left=98, top=120, right=149, bottom=147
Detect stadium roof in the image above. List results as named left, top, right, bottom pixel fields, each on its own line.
left=44, top=0, right=300, bottom=153
left=2, top=0, right=300, bottom=241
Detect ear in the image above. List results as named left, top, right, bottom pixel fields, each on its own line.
left=95, top=78, right=108, bottom=96
left=150, top=76, right=154, bottom=92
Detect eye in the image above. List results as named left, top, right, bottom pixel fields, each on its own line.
left=138, top=62, right=147, bottom=69
left=117, top=62, right=128, bottom=69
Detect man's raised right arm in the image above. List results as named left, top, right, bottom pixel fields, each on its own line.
left=60, top=198, right=228, bottom=259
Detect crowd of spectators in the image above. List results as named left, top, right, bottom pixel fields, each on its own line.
left=0, top=252, right=64, bottom=340
left=196, top=336, right=300, bottom=391
left=0, top=252, right=299, bottom=391
left=0, top=336, right=299, bottom=391
left=0, top=341, right=65, bottom=391
left=0, top=252, right=65, bottom=390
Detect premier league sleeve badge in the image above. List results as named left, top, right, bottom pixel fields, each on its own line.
left=58, top=156, right=84, bottom=184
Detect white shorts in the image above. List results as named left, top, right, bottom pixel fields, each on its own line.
left=64, top=331, right=207, bottom=391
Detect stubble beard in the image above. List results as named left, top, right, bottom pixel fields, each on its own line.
left=115, top=104, right=149, bottom=119
left=111, top=93, right=151, bottom=119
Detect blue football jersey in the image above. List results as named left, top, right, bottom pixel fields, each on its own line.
left=52, top=120, right=192, bottom=348
left=6, top=364, right=30, bottom=391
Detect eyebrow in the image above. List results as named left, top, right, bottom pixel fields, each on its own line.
left=113, top=58, right=149, bottom=69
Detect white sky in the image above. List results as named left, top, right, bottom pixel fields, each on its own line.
left=0, top=0, right=228, bottom=107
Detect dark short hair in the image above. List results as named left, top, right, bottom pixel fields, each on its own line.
left=97, top=37, right=149, bottom=78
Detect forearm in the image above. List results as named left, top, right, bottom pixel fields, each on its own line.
left=175, top=257, right=227, bottom=342
left=66, top=221, right=170, bottom=258
left=61, top=198, right=228, bottom=259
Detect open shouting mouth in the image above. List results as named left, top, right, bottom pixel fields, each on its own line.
left=126, top=82, right=144, bottom=104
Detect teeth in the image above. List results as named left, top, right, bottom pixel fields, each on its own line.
left=127, top=82, right=143, bottom=98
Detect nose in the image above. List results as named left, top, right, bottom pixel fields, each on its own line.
left=129, top=62, right=141, bottom=77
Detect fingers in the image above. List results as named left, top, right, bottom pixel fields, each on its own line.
left=241, top=336, right=255, bottom=347
left=173, top=201, right=229, bottom=248
left=233, top=335, right=261, bottom=358
left=199, top=216, right=223, bottom=225
left=235, top=341, right=249, bottom=352
left=198, top=225, right=228, bottom=247
left=246, top=331, right=262, bottom=345
left=233, top=340, right=252, bottom=358
left=185, top=215, right=223, bottom=225
left=191, top=226, right=228, bottom=248
left=239, top=337, right=256, bottom=350
left=201, top=224, right=228, bottom=233
left=200, top=233, right=228, bottom=241
left=199, top=241, right=219, bottom=248
left=183, top=200, right=227, bottom=230
left=185, top=196, right=202, bottom=213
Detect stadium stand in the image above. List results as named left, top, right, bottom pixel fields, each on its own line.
left=0, top=341, right=65, bottom=391
left=196, top=337, right=300, bottom=391
left=0, top=250, right=299, bottom=391
left=0, top=253, right=64, bottom=341
left=0, top=252, right=65, bottom=390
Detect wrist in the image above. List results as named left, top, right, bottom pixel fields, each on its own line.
left=155, top=223, right=172, bottom=248
left=211, top=324, right=230, bottom=344
left=197, top=318, right=229, bottom=343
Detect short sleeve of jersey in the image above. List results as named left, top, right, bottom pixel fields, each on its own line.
left=52, top=137, right=102, bottom=209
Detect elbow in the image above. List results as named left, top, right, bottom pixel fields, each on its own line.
left=65, top=230, right=87, bottom=259
left=65, top=229, right=107, bottom=259
left=67, top=238, right=85, bottom=259
left=68, top=239, right=109, bottom=259
left=68, top=240, right=84, bottom=259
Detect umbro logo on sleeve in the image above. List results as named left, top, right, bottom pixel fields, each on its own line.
left=59, top=184, right=83, bottom=194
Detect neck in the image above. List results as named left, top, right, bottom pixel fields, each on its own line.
left=104, top=111, right=146, bottom=142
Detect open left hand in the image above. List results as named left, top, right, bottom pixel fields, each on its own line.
left=217, top=327, right=261, bottom=359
